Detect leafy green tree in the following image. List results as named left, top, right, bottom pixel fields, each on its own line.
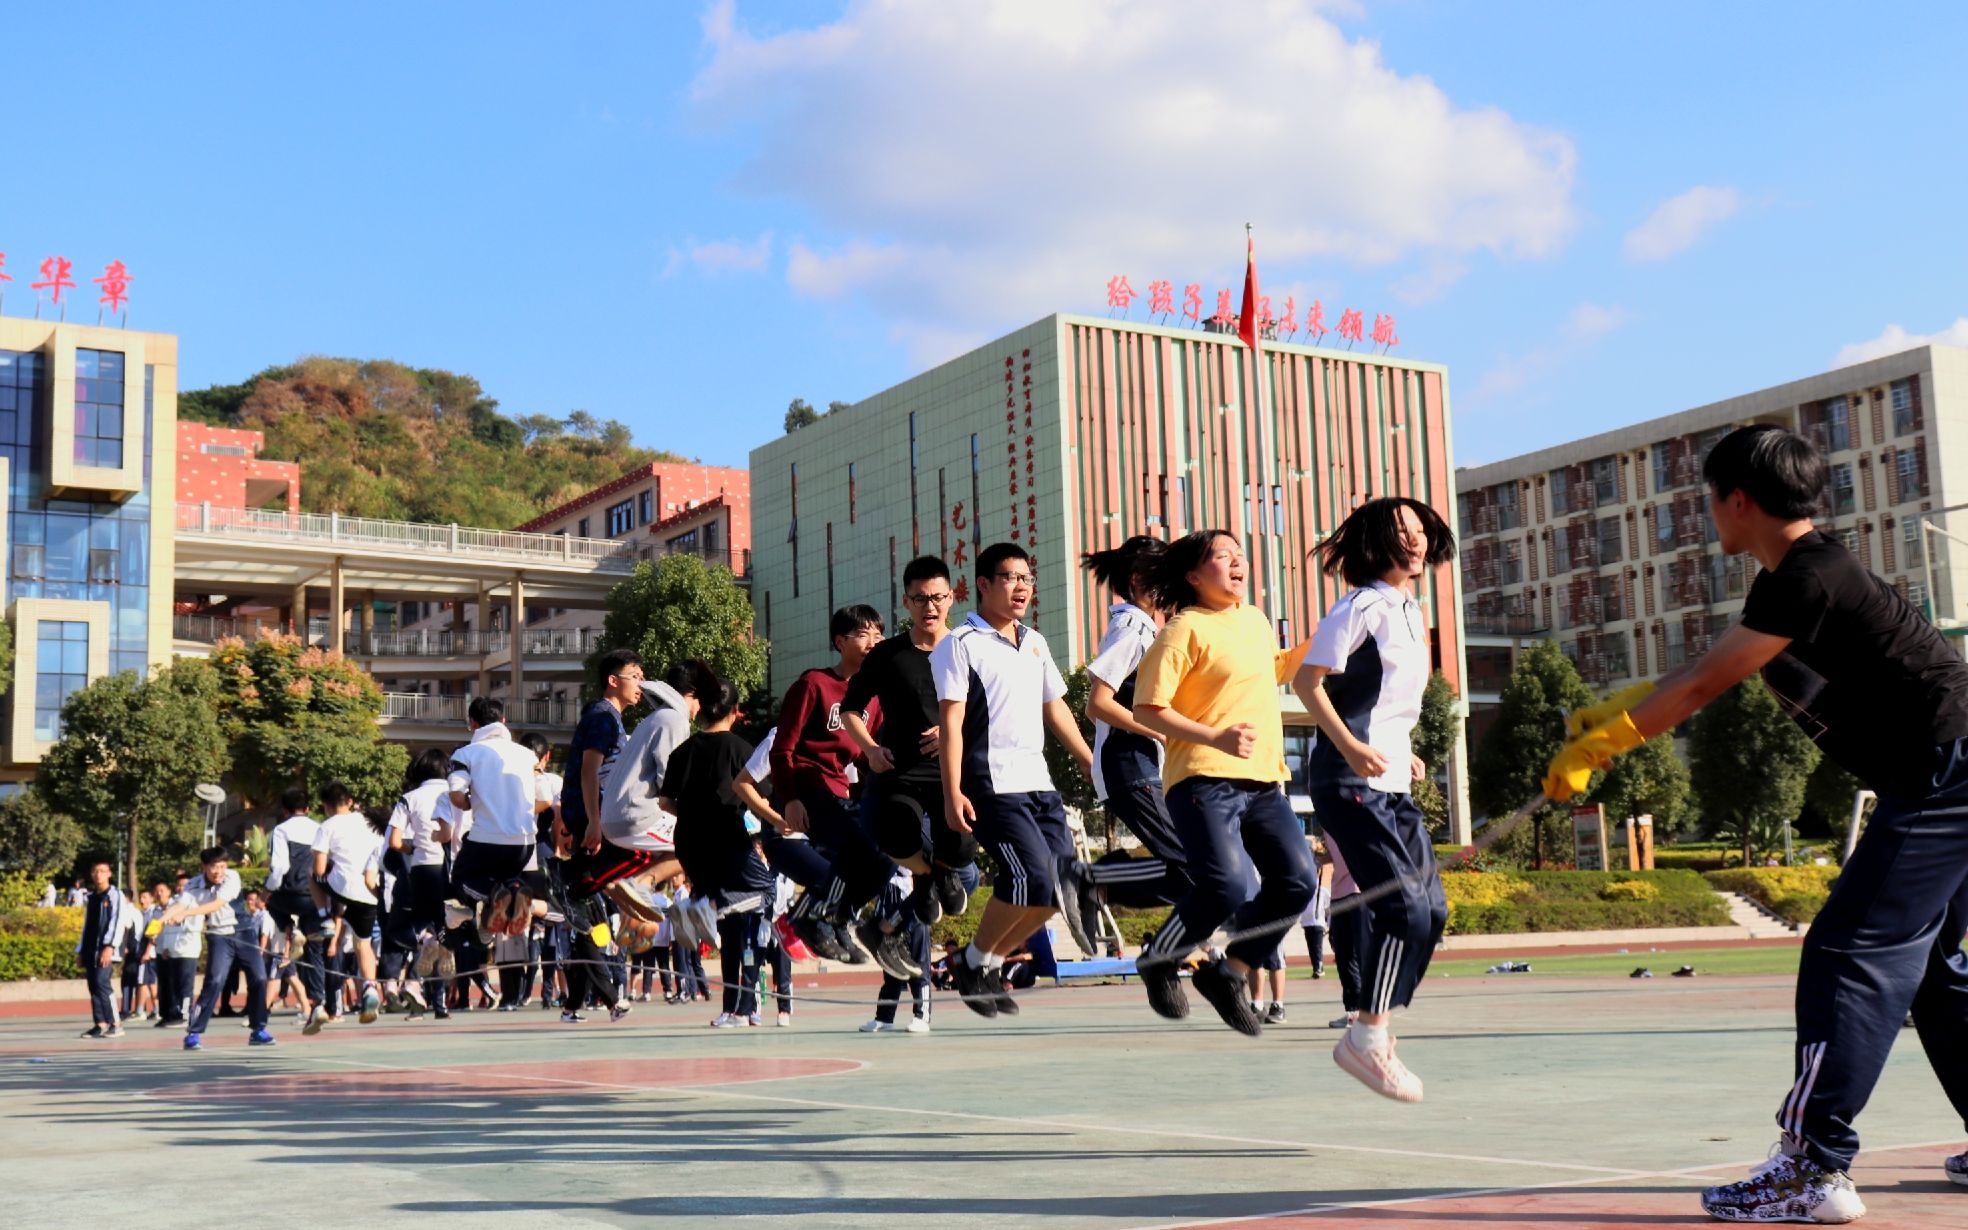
left=826, top=400, right=853, bottom=416
left=1689, top=676, right=1822, bottom=866
left=0, top=789, right=83, bottom=879
left=784, top=398, right=820, bottom=433
left=1798, top=755, right=1867, bottom=854
left=594, top=554, right=769, bottom=706
left=1469, top=641, right=1594, bottom=867
left=1409, top=672, right=1460, bottom=839
left=1589, top=730, right=1693, bottom=839
left=209, top=633, right=409, bottom=811
left=37, top=664, right=228, bottom=892
left=0, top=619, right=14, bottom=699
left=1045, top=666, right=1099, bottom=834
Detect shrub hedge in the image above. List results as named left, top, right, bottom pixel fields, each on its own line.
left=0, top=906, right=84, bottom=981
left=1442, top=869, right=1729, bottom=935
left=1704, top=866, right=1839, bottom=924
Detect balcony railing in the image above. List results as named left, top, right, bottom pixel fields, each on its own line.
left=1464, top=613, right=1549, bottom=637
left=379, top=693, right=581, bottom=729
left=175, top=617, right=605, bottom=661
left=178, top=502, right=639, bottom=572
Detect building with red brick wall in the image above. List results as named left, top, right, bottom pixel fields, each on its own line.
left=516, top=461, right=750, bottom=570
left=176, top=422, right=299, bottom=511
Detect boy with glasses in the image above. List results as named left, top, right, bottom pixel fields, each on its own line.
left=934, top=544, right=1095, bottom=1018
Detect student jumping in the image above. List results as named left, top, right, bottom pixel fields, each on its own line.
left=1293, top=495, right=1455, bottom=1100
left=1538, top=425, right=1968, bottom=1223
left=1131, top=530, right=1314, bottom=1036
left=310, top=783, right=389, bottom=1029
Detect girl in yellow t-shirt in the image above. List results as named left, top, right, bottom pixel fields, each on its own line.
left=1131, top=529, right=1313, bottom=1037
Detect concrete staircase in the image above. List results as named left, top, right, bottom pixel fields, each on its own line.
left=1718, top=890, right=1804, bottom=938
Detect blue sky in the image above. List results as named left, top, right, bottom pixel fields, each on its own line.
left=5, top=1, right=1964, bottom=471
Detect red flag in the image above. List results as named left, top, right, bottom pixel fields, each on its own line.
left=1238, top=231, right=1259, bottom=352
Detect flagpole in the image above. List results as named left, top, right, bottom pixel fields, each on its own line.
left=1245, top=223, right=1285, bottom=630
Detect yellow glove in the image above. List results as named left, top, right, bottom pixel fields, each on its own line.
left=1543, top=711, right=1645, bottom=800
left=1566, top=682, right=1655, bottom=738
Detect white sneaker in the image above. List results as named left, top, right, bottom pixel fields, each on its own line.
left=710, top=1013, right=741, bottom=1028
left=859, top=1019, right=897, bottom=1033
left=1700, top=1147, right=1866, bottom=1223
left=746, top=1013, right=762, bottom=1027
left=777, top=1012, right=793, bottom=1027
left=358, top=988, right=381, bottom=1025
left=1333, top=1028, right=1423, bottom=1103
left=905, top=1016, right=931, bottom=1034
left=302, top=1006, right=329, bottom=1036
left=401, top=981, right=428, bottom=1011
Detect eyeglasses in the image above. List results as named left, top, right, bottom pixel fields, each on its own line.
left=905, top=592, right=953, bottom=606
left=990, top=572, right=1035, bottom=587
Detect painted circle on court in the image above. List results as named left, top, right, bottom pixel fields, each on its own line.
left=149, top=1056, right=862, bottom=1102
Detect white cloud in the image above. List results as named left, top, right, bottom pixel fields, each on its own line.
left=662, top=230, right=774, bottom=278
left=692, top=0, right=1577, bottom=363
left=1831, top=317, right=1968, bottom=369
left=1472, top=301, right=1628, bottom=402
left=1622, top=186, right=1740, bottom=263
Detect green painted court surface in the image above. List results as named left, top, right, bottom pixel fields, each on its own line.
left=4, top=972, right=1963, bottom=1228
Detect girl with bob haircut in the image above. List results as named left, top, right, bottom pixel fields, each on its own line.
left=1128, top=529, right=1314, bottom=1036
left=1292, top=495, right=1454, bottom=1104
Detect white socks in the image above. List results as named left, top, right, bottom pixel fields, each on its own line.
left=963, top=943, right=1006, bottom=971
left=1348, top=1019, right=1390, bottom=1051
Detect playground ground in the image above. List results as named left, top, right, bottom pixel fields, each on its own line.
left=3, top=962, right=1963, bottom=1228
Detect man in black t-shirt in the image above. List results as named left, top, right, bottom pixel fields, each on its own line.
left=1541, top=424, right=1968, bottom=1223
left=842, top=556, right=980, bottom=926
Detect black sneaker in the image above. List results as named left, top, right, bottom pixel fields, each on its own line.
left=1191, top=959, right=1263, bottom=1037
left=912, top=884, right=944, bottom=926
left=987, top=966, right=1019, bottom=1016
left=1141, top=962, right=1190, bottom=1020
left=1055, top=858, right=1100, bottom=957
left=873, top=931, right=924, bottom=982
left=947, top=951, right=998, bottom=1018
left=793, top=913, right=858, bottom=964
left=934, top=869, right=969, bottom=918
left=1263, top=1003, right=1287, bottom=1025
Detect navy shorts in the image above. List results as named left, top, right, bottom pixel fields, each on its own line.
left=973, top=790, right=1073, bottom=909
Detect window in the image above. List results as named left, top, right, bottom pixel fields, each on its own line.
left=667, top=529, right=700, bottom=554
left=35, top=620, right=89, bottom=741
left=1905, top=515, right=1922, bottom=560
left=848, top=461, right=858, bottom=524
left=1829, top=463, right=1855, bottom=516
left=969, top=434, right=983, bottom=547
left=1708, top=552, right=1748, bottom=602
left=1837, top=528, right=1860, bottom=554
left=1548, top=468, right=1568, bottom=518
left=1597, top=574, right=1622, bottom=622
left=703, top=519, right=720, bottom=554
left=1824, top=396, right=1851, bottom=452
left=199, top=443, right=248, bottom=457
left=1597, top=516, right=1622, bottom=565
left=1551, top=524, right=1571, bottom=573
left=1499, top=540, right=1524, bottom=586
left=1652, top=443, right=1670, bottom=494
left=1591, top=456, right=1618, bottom=506
left=1896, top=448, right=1925, bottom=499
left=1908, top=579, right=1930, bottom=612
left=1891, top=379, right=1919, bottom=435
left=576, top=517, right=590, bottom=537
left=638, top=490, right=653, bottom=525
left=908, top=412, right=920, bottom=554
left=1603, top=630, right=1632, bottom=678
left=74, top=349, right=125, bottom=468
left=1496, top=482, right=1521, bottom=531
left=605, top=499, right=635, bottom=536
left=789, top=462, right=800, bottom=598
left=1663, top=620, right=1687, bottom=670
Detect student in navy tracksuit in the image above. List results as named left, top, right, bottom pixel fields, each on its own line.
left=1294, top=496, right=1455, bottom=1103
left=77, top=859, right=128, bottom=1039
left=264, top=787, right=326, bottom=1021
left=1541, top=425, right=1968, bottom=1223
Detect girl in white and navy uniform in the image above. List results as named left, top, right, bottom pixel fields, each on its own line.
left=1294, top=496, right=1455, bottom=1103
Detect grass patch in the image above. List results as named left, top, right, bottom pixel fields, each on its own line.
left=1418, top=944, right=1804, bottom=979
left=1441, top=869, right=1730, bottom=934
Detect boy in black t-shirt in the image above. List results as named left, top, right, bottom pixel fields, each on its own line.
left=1543, top=425, right=1968, bottom=1223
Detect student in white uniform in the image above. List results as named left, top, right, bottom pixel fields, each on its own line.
left=308, top=783, right=388, bottom=1030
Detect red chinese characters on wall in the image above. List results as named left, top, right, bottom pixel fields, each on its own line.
left=1093, top=277, right=1392, bottom=349
left=93, top=261, right=132, bottom=314
left=32, top=256, right=76, bottom=304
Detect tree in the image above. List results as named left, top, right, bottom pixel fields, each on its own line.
left=1688, top=676, right=1822, bottom=866
left=1469, top=641, right=1595, bottom=867
left=0, top=789, right=83, bottom=879
left=0, top=618, right=14, bottom=699
left=594, top=553, right=769, bottom=706
left=1045, top=666, right=1099, bottom=833
left=784, top=398, right=820, bottom=433
left=208, top=633, right=410, bottom=812
left=1589, top=730, right=1693, bottom=840
left=37, top=663, right=228, bottom=891
left=1409, top=671, right=1461, bottom=839
left=826, top=400, right=853, bottom=416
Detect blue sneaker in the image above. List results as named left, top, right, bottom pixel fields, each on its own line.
left=182, top=1032, right=202, bottom=1051
left=248, top=1030, right=277, bottom=1047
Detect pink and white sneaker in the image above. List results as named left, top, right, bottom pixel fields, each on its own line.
left=1333, top=1028, right=1423, bottom=1103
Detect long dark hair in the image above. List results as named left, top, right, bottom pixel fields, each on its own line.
left=404, top=747, right=451, bottom=790
left=1142, top=530, right=1235, bottom=612
left=1081, top=535, right=1165, bottom=602
left=1315, top=497, right=1455, bottom=587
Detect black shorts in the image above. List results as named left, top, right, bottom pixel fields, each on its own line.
left=973, top=790, right=1073, bottom=909
left=266, top=889, right=314, bottom=935
left=451, top=839, right=535, bottom=902
left=330, top=891, right=378, bottom=936
left=873, top=778, right=979, bottom=869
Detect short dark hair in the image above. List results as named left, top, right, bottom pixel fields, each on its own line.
left=245, top=887, right=264, bottom=900
left=976, top=542, right=1032, bottom=584
left=88, top=857, right=112, bottom=871
left=830, top=604, right=883, bottom=646
left=363, top=805, right=392, bottom=835
left=405, top=746, right=451, bottom=788
left=1143, top=530, right=1234, bottom=612
left=319, top=781, right=353, bottom=810
left=199, top=846, right=228, bottom=865
left=467, top=696, right=505, bottom=727
left=280, top=786, right=309, bottom=815
left=664, top=658, right=719, bottom=699
left=901, top=555, right=950, bottom=590
left=596, top=647, right=643, bottom=685
left=1702, top=424, right=1825, bottom=521
left=515, top=731, right=551, bottom=762
left=1315, top=497, right=1456, bottom=588
left=1082, top=535, right=1166, bottom=597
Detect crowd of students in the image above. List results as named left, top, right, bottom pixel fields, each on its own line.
left=65, top=424, right=1968, bottom=1221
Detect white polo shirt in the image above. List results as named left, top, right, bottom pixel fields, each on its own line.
left=179, top=869, right=241, bottom=937
left=1305, top=580, right=1429, bottom=793
left=313, top=811, right=385, bottom=904
left=446, top=722, right=539, bottom=846
left=1086, top=601, right=1164, bottom=800
left=930, top=611, right=1066, bottom=796
left=388, top=779, right=451, bottom=868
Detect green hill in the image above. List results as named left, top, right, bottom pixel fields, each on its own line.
left=178, top=357, right=689, bottom=528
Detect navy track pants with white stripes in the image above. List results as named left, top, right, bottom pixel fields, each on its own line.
left=1310, top=780, right=1445, bottom=1016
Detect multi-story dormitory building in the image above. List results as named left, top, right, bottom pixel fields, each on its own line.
left=1453, top=343, right=1967, bottom=746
